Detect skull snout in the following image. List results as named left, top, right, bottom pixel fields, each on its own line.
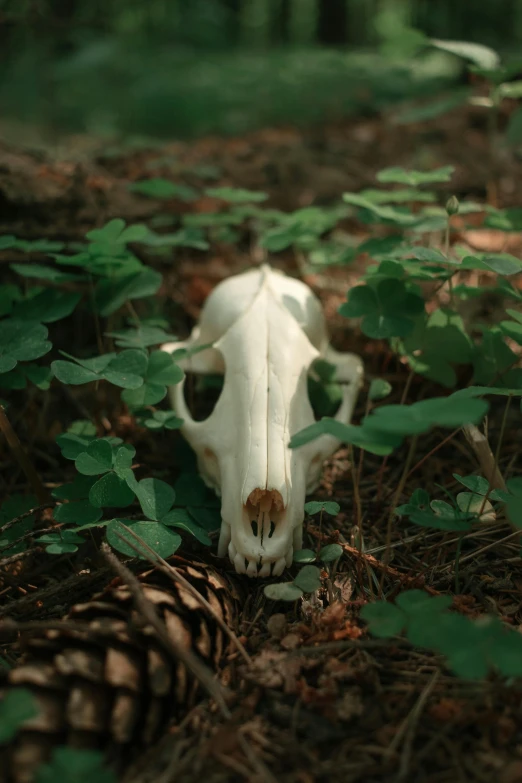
left=225, top=488, right=293, bottom=577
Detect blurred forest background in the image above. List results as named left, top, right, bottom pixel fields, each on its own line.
left=0, top=0, right=522, bottom=138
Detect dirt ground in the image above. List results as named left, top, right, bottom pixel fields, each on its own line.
left=1, top=104, right=522, bottom=783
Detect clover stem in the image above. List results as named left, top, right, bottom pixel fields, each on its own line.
left=493, top=394, right=512, bottom=480
left=349, top=445, right=362, bottom=528
left=88, top=273, right=104, bottom=355
left=316, top=508, right=324, bottom=556
left=381, top=435, right=418, bottom=592
left=444, top=219, right=455, bottom=307
left=454, top=533, right=464, bottom=594
left=0, top=405, right=50, bottom=504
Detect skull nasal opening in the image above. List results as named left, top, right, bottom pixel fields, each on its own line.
left=246, top=489, right=285, bottom=543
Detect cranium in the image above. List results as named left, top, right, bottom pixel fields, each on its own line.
left=162, top=266, right=363, bottom=577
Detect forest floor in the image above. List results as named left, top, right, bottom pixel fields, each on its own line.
left=1, top=104, right=522, bottom=783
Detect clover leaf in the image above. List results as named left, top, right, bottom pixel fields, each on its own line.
left=105, top=326, right=178, bottom=349
left=37, top=529, right=85, bottom=554
left=395, top=488, right=431, bottom=517
left=0, top=689, right=39, bottom=743
left=290, top=417, right=403, bottom=456
left=52, top=349, right=148, bottom=389
left=35, top=747, right=117, bottom=783
left=304, top=500, right=340, bottom=516
left=93, top=268, right=163, bottom=316
left=362, top=394, right=489, bottom=436
left=402, top=309, right=473, bottom=388
left=205, top=186, right=268, bottom=203
left=121, top=350, right=183, bottom=407
left=500, top=309, right=522, bottom=345
left=11, top=290, right=81, bottom=323
left=130, top=179, right=197, bottom=201
left=472, top=327, right=517, bottom=384
left=376, top=165, right=455, bottom=186
left=339, top=279, right=424, bottom=339
left=0, top=319, right=51, bottom=373
left=369, top=378, right=392, bottom=401
left=106, top=519, right=182, bottom=559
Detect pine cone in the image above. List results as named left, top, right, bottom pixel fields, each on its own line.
left=0, top=557, right=239, bottom=783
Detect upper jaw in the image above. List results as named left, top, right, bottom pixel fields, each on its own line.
left=218, top=517, right=301, bottom=578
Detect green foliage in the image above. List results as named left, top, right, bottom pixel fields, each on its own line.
left=294, top=544, right=343, bottom=564
left=376, top=165, right=455, bottom=186
left=260, top=206, right=347, bottom=252
left=290, top=417, right=403, bottom=456
left=0, top=495, right=37, bottom=556
left=106, top=470, right=213, bottom=559
left=120, top=350, right=184, bottom=407
left=362, top=395, right=489, bottom=436
left=361, top=590, right=522, bottom=680
left=264, top=563, right=322, bottom=602
left=0, top=319, right=51, bottom=373
left=368, top=379, right=392, bottom=401
left=339, top=279, right=425, bottom=339
left=46, top=434, right=218, bottom=560
left=130, top=178, right=197, bottom=201
left=402, top=309, right=473, bottom=388
left=304, top=500, right=340, bottom=516
left=0, top=689, right=39, bottom=742
left=105, top=326, right=177, bottom=349
left=52, top=348, right=183, bottom=409
left=35, top=747, right=117, bottom=783
left=205, top=187, right=268, bottom=203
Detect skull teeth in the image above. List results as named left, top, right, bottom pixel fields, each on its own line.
left=226, top=545, right=293, bottom=577
left=272, top=557, right=286, bottom=577
left=258, top=562, right=272, bottom=578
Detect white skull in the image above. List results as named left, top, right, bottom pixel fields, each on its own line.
left=162, top=266, right=363, bottom=577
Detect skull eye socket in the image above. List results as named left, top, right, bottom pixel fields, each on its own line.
left=307, top=363, right=342, bottom=421
left=182, top=347, right=225, bottom=422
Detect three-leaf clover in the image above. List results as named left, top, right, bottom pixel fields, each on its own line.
left=120, top=350, right=183, bottom=407
left=74, top=439, right=136, bottom=508
left=52, top=350, right=148, bottom=389
left=0, top=319, right=51, bottom=373
left=107, top=476, right=212, bottom=560
left=339, top=279, right=424, bottom=339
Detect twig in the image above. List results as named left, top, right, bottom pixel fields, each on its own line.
left=0, top=547, right=41, bottom=570
left=0, top=503, right=55, bottom=536
left=406, top=427, right=460, bottom=480
left=116, top=523, right=252, bottom=665
left=340, top=542, right=440, bottom=595
left=101, top=543, right=231, bottom=718
left=462, top=422, right=506, bottom=491
left=0, top=405, right=50, bottom=504
left=381, top=436, right=418, bottom=590
left=395, top=671, right=440, bottom=780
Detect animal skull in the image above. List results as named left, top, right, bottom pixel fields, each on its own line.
left=162, top=266, right=363, bottom=577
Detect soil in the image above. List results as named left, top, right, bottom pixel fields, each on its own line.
left=1, top=103, right=522, bottom=783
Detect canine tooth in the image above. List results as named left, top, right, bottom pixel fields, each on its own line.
left=272, top=557, right=286, bottom=577
left=228, top=541, right=237, bottom=561
left=258, top=562, right=271, bottom=578
left=246, top=560, right=258, bottom=578
left=234, top=553, right=247, bottom=574
left=218, top=522, right=231, bottom=558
